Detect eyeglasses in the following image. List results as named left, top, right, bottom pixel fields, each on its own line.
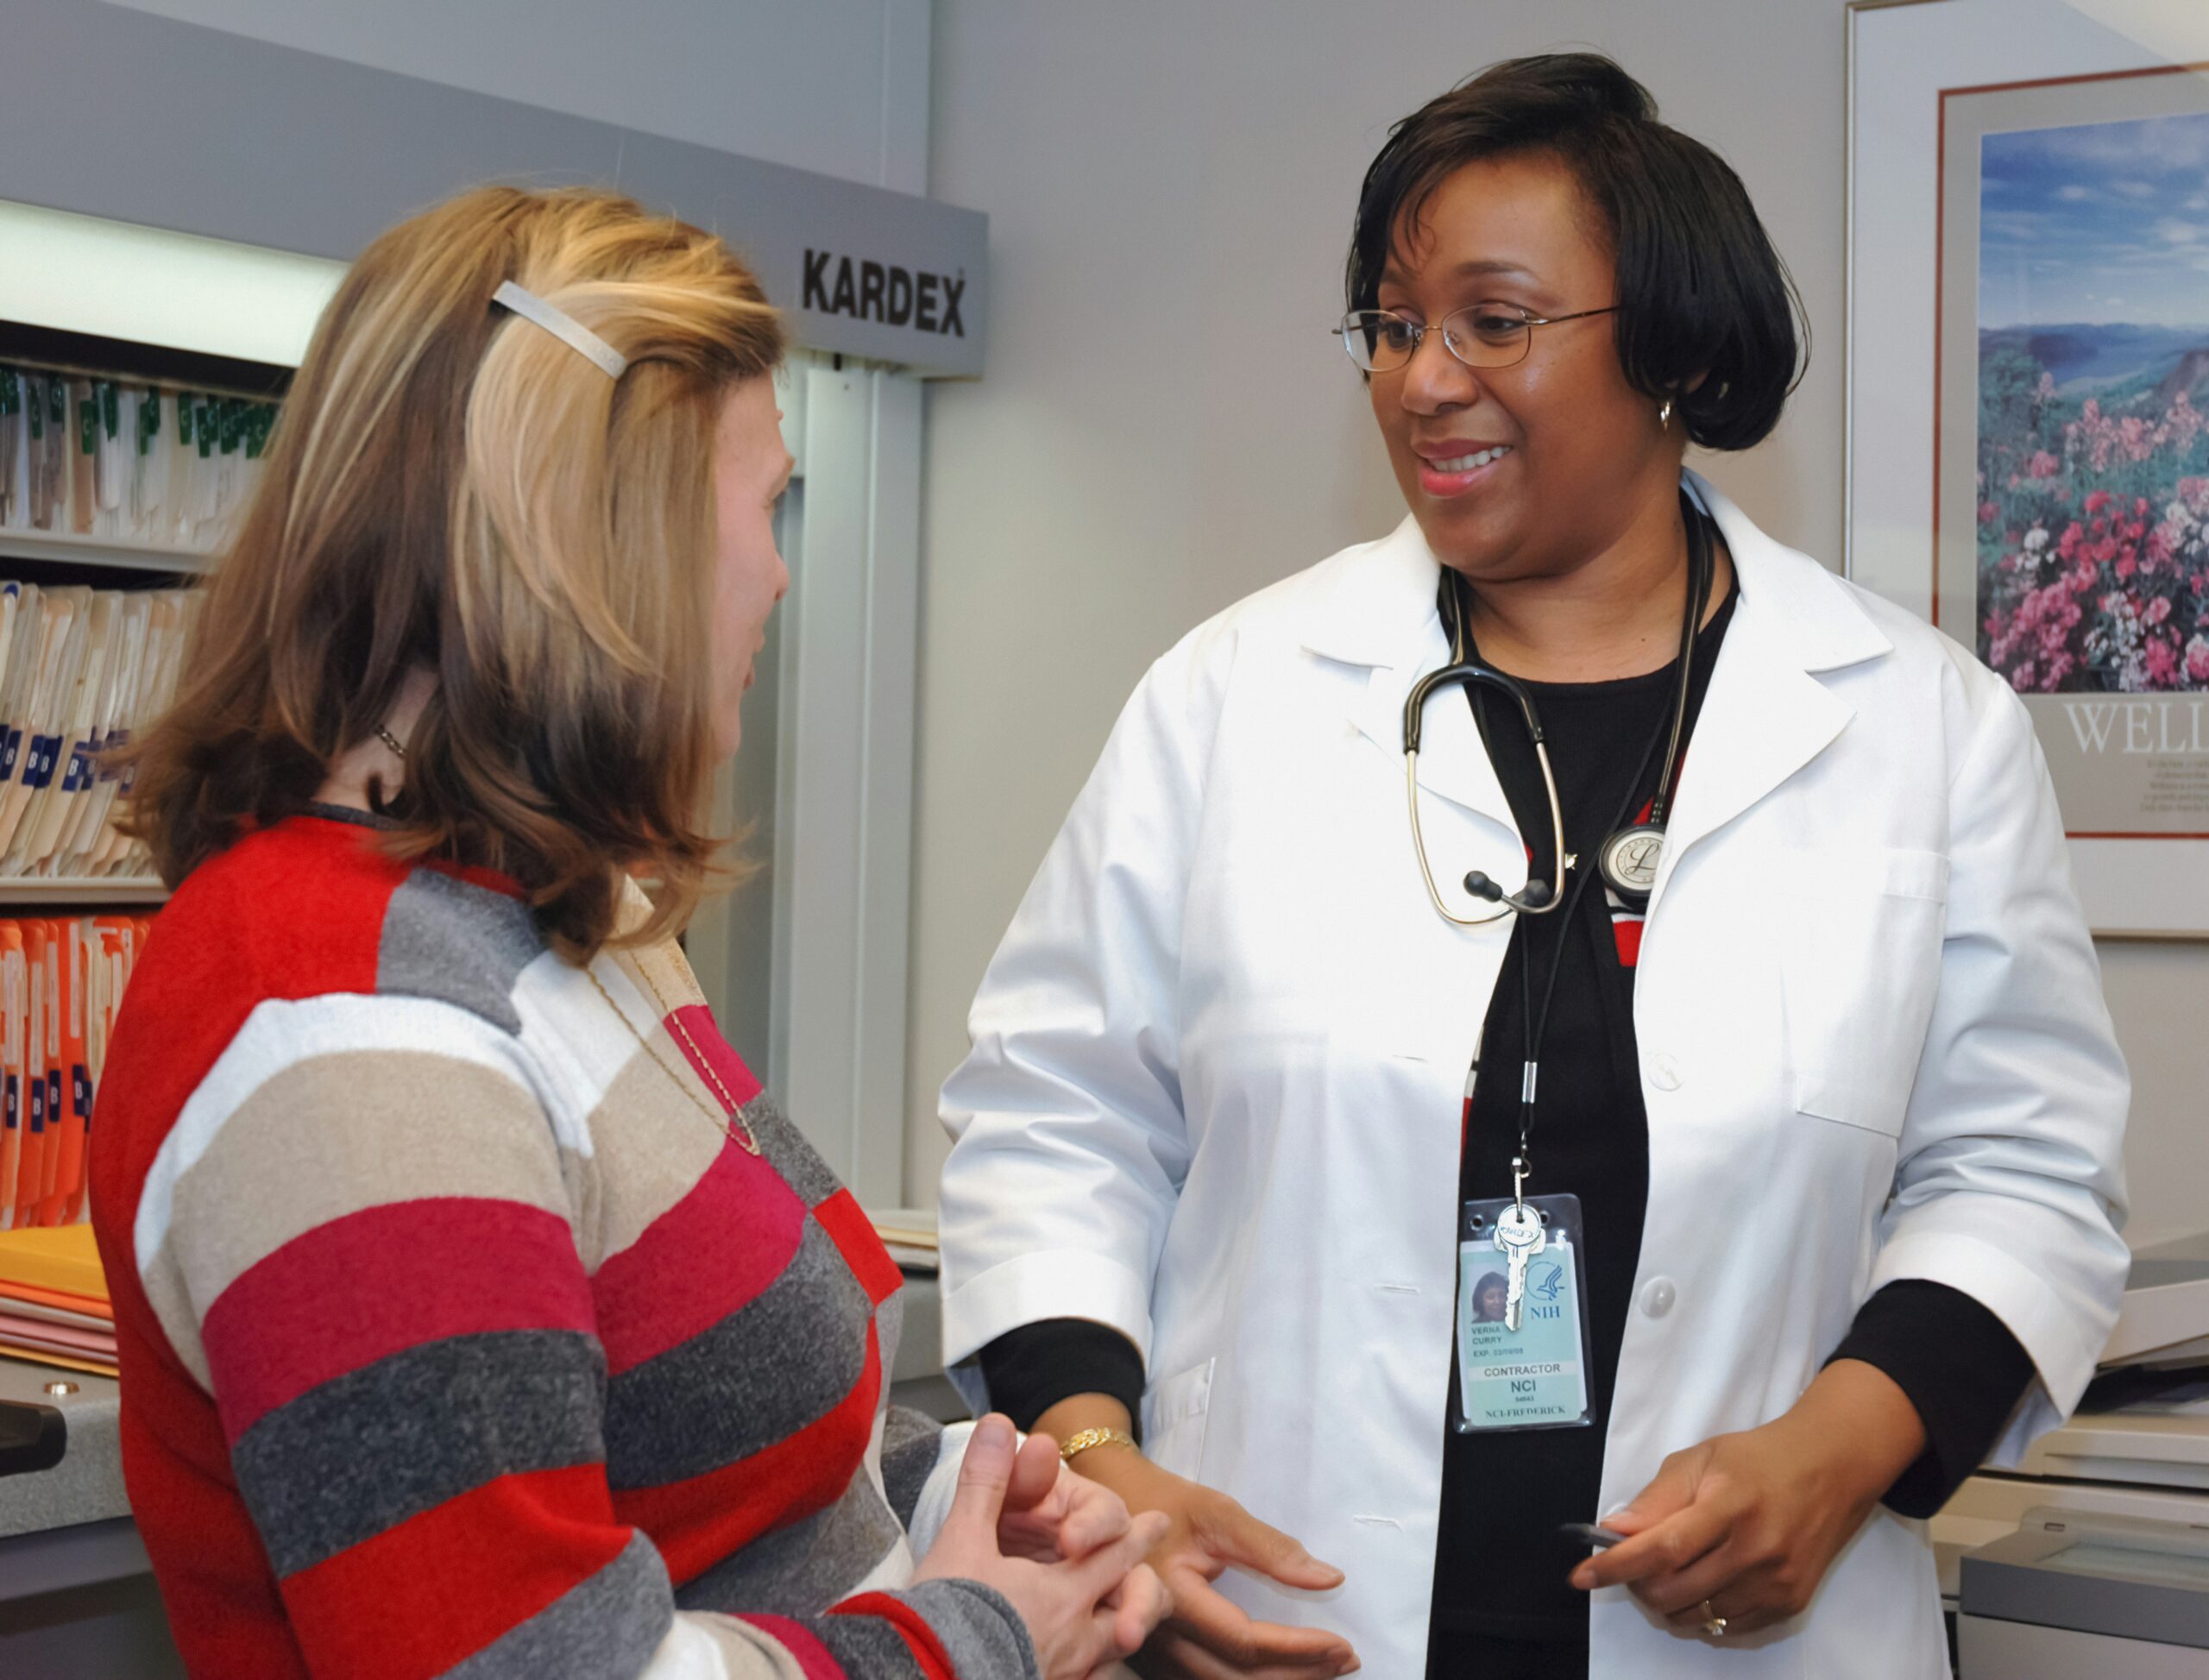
left=1337, top=302, right=1620, bottom=374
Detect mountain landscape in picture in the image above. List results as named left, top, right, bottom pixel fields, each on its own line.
left=1976, top=110, right=2209, bottom=695
left=1979, top=323, right=2209, bottom=400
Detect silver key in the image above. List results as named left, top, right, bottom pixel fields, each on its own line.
left=1494, top=1203, right=1546, bottom=1331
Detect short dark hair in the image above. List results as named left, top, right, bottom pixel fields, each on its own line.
left=1346, top=53, right=1804, bottom=451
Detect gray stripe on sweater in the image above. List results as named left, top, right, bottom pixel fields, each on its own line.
left=236, top=1330, right=607, bottom=1577
left=742, top=1096, right=843, bottom=1207
left=378, top=868, right=543, bottom=1033
left=603, top=1217, right=871, bottom=1489
left=894, top=1581, right=1042, bottom=1680
left=876, top=1287, right=905, bottom=1393
left=441, top=1528, right=672, bottom=1680
left=811, top=1611, right=928, bottom=1677
left=673, top=1460, right=907, bottom=1616
left=879, top=1406, right=944, bottom=1532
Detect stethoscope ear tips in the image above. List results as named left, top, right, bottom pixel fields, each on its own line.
left=1463, top=871, right=1554, bottom=909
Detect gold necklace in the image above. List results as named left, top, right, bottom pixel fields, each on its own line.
left=585, top=957, right=761, bottom=1155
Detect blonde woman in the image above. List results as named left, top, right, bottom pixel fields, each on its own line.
left=87, top=186, right=1167, bottom=1680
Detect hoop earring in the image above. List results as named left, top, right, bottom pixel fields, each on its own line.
left=1658, top=398, right=1674, bottom=429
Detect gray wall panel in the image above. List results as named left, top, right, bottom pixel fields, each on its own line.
left=3, top=0, right=984, bottom=374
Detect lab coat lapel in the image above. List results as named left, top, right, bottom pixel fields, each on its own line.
left=1312, top=517, right=1518, bottom=839
left=1354, top=653, right=1517, bottom=832
left=1312, top=481, right=1891, bottom=878
left=1648, top=591, right=1852, bottom=900
left=1650, top=473, right=1891, bottom=903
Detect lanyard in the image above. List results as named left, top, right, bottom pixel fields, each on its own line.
left=1475, top=687, right=1667, bottom=1179
left=1455, top=515, right=1715, bottom=1204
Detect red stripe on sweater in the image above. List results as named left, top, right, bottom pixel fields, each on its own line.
left=279, top=1463, right=626, bottom=1680
left=833, top=1592, right=959, bottom=1680
left=732, top=1614, right=848, bottom=1680
left=421, top=858, right=526, bottom=899
left=244, top=819, right=411, bottom=999
left=110, top=1384, right=305, bottom=1680
left=666, top=1004, right=764, bottom=1110
left=592, top=1137, right=808, bottom=1376
left=90, top=820, right=409, bottom=1680
left=812, top=1189, right=905, bottom=1307
left=614, top=1319, right=882, bottom=1584
left=202, top=1199, right=594, bottom=1442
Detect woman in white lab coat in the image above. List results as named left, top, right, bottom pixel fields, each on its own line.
left=935, top=53, right=2128, bottom=1680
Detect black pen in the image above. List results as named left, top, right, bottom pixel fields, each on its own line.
left=1560, top=1521, right=1628, bottom=1550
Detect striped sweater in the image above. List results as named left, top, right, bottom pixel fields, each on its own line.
left=87, top=809, right=1034, bottom=1680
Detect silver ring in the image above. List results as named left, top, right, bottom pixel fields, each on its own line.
left=1701, top=1600, right=1728, bottom=1638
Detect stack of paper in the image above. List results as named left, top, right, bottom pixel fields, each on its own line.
left=0, top=364, right=279, bottom=554
left=0, top=914, right=153, bottom=1231
left=869, top=1208, right=941, bottom=1275
left=0, top=1222, right=113, bottom=1378
left=0, top=582, right=200, bottom=883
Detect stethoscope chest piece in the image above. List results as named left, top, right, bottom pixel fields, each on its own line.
left=1595, top=821, right=1664, bottom=903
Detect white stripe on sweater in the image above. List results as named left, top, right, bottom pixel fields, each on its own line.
left=640, top=1618, right=734, bottom=1680
left=907, top=1420, right=980, bottom=1558
left=509, top=947, right=671, bottom=1155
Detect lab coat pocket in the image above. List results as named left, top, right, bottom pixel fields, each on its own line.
left=1140, top=1356, right=1216, bottom=1482
left=1779, top=847, right=1949, bottom=1139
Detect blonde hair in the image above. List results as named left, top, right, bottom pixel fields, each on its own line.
left=120, top=184, right=786, bottom=959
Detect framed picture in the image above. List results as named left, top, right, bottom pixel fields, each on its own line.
left=1847, top=0, right=2209, bottom=935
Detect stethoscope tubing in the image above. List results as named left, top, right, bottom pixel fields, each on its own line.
left=1402, top=731, right=1565, bottom=926
left=1647, top=510, right=1715, bottom=830
left=1400, top=494, right=1715, bottom=928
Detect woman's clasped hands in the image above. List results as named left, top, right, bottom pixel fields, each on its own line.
left=912, top=1414, right=1175, bottom=1678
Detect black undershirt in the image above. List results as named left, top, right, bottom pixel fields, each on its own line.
left=1428, top=582, right=1731, bottom=1654
left=980, top=568, right=2036, bottom=1670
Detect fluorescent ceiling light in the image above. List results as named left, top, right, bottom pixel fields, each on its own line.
left=0, top=198, right=341, bottom=367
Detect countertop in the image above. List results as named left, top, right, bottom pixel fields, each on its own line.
left=0, top=1358, right=126, bottom=1542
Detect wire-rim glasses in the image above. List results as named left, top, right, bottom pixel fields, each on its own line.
left=1337, top=302, right=1620, bottom=374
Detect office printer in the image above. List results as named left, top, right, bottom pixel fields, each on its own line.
left=1935, top=1230, right=2209, bottom=1672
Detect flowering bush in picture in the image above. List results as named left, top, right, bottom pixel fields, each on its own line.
left=1978, top=348, right=2209, bottom=695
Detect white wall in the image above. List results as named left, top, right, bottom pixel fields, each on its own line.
left=106, top=0, right=930, bottom=192
left=909, top=0, right=2206, bottom=1246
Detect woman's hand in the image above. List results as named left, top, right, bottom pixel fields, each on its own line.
left=1072, top=1448, right=1359, bottom=1679
left=913, top=1415, right=1174, bottom=1679
left=996, top=1429, right=1149, bottom=1563
left=1571, top=1362, right=1928, bottom=1636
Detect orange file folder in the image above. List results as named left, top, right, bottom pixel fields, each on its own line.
left=47, top=921, right=89, bottom=1224
left=14, top=921, right=46, bottom=1229
left=3, top=1279, right=110, bottom=1321
left=0, top=924, right=20, bottom=1229
left=0, top=1221, right=108, bottom=1298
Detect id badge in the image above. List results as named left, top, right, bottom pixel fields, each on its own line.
left=1453, top=1192, right=1594, bottom=1433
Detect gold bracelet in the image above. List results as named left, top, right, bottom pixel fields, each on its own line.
left=1058, top=1426, right=1137, bottom=1463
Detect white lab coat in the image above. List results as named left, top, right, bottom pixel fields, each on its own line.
left=936, top=473, right=2129, bottom=1678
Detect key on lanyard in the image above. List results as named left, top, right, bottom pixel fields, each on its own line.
left=1493, top=1155, right=1546, bottom=1331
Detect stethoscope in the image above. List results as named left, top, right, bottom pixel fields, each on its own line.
left=1400, top=496, right=1717, bottom=927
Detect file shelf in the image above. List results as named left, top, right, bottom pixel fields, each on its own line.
left=0, top=531, right=196, bottom=908
left=0, top=338, right=272, bottom=1248
left=0, top=329, right=270, bottom=913
left=0, top=880, right=167, bottom=904
left=0, top=529, right=214, bottom=577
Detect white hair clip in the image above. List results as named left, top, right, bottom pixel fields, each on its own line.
left=491, top=280, right=627, bottom=380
